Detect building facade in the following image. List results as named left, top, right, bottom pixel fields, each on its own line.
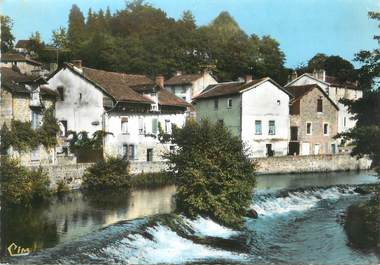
left=1, top=53, right=43, bottom=76
left=286, top=84, right=339, bottom=156
left=47, top=62, right=189, bottom=162
left=286, top=70, right=362, bottom=135
left=164, top=72, right=218, bottom=103
left=0, top=67, right=58, bottom=164
left=194, top=77, right=291, bottom=158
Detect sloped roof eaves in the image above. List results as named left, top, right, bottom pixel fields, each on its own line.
left=158, top=88, right=191, bottom=108
left=165, top=74, right=203, bottom=86
left=287, top=84, right=339, bottom=111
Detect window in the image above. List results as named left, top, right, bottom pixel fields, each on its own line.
left=152, top=118, right=158, bottom=134
left=268, top=120, right=276, bottom=135
left=227, top=98, right=232, bottom=108
left=217, top=119, right=224, bottom=126
left=147, top=148, right=153, bottom=162
left=323, top=123, right=329, bottom=135
left=59, top=120, right=67, bottom=137
left=123, top=144, right=135, bottom=160
left=170, top=145, right=175, bottom=153
left=165, top=120, right=171, bottom=133
left=31, top=110, right=40, bottom=129
left=344, top=117, right=347, bottom=127
left=255, top=120, right=262, bottom=135
left=317, top=98, right=323, bottom=112
left=138, top=117, right=144, bottom=135
left=57, top=86, right=64, bottom=101
left=79, top=93, right=82, bottom=102
left=31, top=147, right=40, bottom=161
left=121, top=118, right=128, bottom=134
left=277, top=100, right=281, bottom=105
left=306, top=122, right=312, bottom=135
left=214, top=98, right=218, bottom=110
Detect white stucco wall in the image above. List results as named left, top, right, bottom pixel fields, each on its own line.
left=104, top=112, right=186, bottom=161
left=241, top=81, right=290, bottom=157
left=47, top=68, right=106, bottom=136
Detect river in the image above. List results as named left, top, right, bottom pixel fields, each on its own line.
left=1, top=171, right=379, bottom=264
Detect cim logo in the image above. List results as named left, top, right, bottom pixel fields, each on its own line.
left=7, top=242, right=31, bottom=257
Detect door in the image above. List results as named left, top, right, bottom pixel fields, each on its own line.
left=301, top=143, right=310, bottom=155
left=331, top=144, right=336, bottom=155
left=314, top=144, right=320, bottom=155
left=266, top=144, right=274, bottom=157
left=290, top=126, right=298, bottom=141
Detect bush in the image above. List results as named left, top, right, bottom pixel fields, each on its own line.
left=344, top=197, right=380, bottom=250
left=130, top=172, right=175, bottom=189
left=164, top=119, right=256, bottom=228
left=81, top=157, right=131, bottom=191
left=55, top=179, right=70, bottom=194
left=0, top=157, right=51, bottom=206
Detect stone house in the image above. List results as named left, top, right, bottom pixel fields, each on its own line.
left=193, top=76, right=292, bottom=158
left=285, top=84, right=339, bottom=156
left=1, top=53, right=43, bottom=76
left=164, top=71, right=218, bottom=103
left=47, top=61, right=190, bottom=162
left=286, top=70, right=362, bottom=135
left=0, top=67, right=58, bottom=164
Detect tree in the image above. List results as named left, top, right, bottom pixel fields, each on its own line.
left=355, top=12, right=380, bottom=92
left=52, top=27, right=69, bottom=49
left=1, top=15, right=15, bottom=53
left=67, top=4, right=86, bottom=52
left=164, top=120, right=256, bottom=228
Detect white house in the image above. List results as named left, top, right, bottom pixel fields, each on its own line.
left=47, top=61, right=189, bottom=162
left=193, top=76, right=292, bottom=158
left=286, top=70, right=363, bottom=135
left=164, top=71, right=218, bottom=103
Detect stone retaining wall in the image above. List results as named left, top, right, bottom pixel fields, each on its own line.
left=255, top=154, right=372, bottom=175
left=30, top=154, right=372, bottom=190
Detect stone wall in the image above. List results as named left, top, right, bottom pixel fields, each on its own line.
left=255, top=154, right=372, bottom=175
left=31, top=154, right=372, bottom=190
left=28, top=163, right=93, bottom=190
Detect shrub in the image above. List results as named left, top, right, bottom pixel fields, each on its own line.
left=0, top=157, right=51, bottom=206
left=164, top=119, right=256, bottom=228
left=81, top=157, right=131, bottom=191
left=55, top=179, right=70, bottom=194
left=344, top=197, right=380, bottom=249
left=130, top=172, right=175, bottom=189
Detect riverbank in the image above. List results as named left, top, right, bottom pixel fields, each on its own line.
left=27, top=154, right=372, bottom=190
left=2, top=171, right=379, bottom=264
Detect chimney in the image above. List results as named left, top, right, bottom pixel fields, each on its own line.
left=245, top=75, right=252, bottom=83
left=71, top=60, right=82, bottom=69
left=155, top=75, right=164, bottom=88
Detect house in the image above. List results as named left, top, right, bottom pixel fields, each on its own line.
left=164, top=71, right=218, bottom=103
left=1, top=53, right=43, bottom=76
left=193, top=76, right=292, bottom=158
left=286, top=70, right=362, bottom=135
left=285, top=84, right=339, bottom=156
left=46, top=61, right=190, bottom=162
left=0, top=67, right=58, bottom=164
left=14, top=39, right=34, bottom=54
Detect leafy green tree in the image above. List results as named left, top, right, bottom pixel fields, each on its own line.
left=52, top=27, right=69, bottom=49
left=67, top=4, right=86, bottom=52
left=164, top=120, right=256, bottom=228
left=1, top=15, right=15, bottom=52
left=82, top=157, right=131, bottom=191
left=355, top=12, right=380, bottom=92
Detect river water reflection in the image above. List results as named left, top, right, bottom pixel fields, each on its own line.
left=0, top=170, right=378, bottom=257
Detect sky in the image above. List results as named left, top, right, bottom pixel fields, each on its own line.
left=1, top=0, right=379, bottom=68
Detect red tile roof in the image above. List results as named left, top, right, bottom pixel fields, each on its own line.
left=195, top=78, right=267, bottom=99
left=285, top=84, right=339, bottom=110
left=1, top=53, right=42, bottom=66
left=165, top=74, right=203, bottom=86
left=63, top=64, right=189, bottom=108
